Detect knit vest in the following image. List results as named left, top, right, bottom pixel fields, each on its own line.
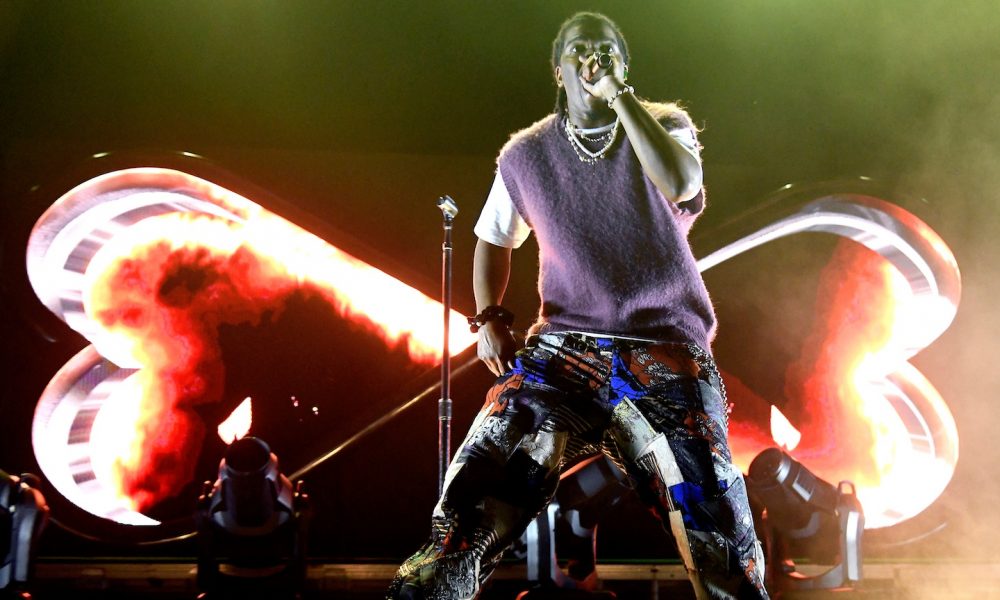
left=497, top=102, right=717, bottom=350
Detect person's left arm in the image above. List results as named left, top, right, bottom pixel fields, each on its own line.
left=583, top=65, right=703, bottom=204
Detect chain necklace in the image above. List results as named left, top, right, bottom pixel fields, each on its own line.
left=563, top=117, right=619, bottom=164
left=575, top=126, right=614, bottom=142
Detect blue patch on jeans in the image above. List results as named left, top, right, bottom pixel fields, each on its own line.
left=607, top=351, right=643, bottom=406
left=669, top=480, right=729, bottom=531
left=509, top=351, right=550, bottom=386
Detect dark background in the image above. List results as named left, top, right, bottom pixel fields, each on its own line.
left=1, top=0, right=998, bottom=564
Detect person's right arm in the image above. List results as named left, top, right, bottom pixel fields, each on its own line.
left=473, top=238, right=517, bottom=376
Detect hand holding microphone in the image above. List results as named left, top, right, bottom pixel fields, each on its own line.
left=580, top=51, right=631, bottom=107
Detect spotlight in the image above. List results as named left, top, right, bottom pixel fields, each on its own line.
left=1, top=471, right=49, bottom=599
left=518, top=454, right=630, bottom=599
left=747, top=448, right=863, bottom=593
left=195, top=437, right=309, bottom=600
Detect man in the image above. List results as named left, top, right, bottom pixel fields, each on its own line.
left=389, top=12, right=769, bottom=600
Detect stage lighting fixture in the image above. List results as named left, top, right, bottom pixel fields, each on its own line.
left=195, top=437, right=310, bottom=599
left=519, top=454, right=630, bottom=599
left=747, top=447, right=863, bottom=592
left=1, top=471, right=49, bottom=598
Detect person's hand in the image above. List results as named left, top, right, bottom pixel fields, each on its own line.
left=579, top=53, right=628, bottom=104
left=477, top=320, right=517, bottom=377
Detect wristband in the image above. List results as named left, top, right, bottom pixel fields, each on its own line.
left=468, top=305, right=515, bottom=333
left=607, top=84, right=635, bottom=108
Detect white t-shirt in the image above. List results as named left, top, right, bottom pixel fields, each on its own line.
left=474, top=125, right=701, bottom=249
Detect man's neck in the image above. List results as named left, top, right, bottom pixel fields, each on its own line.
left=566, top=107, right=616, bottom=130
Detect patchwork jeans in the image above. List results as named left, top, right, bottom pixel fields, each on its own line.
left=388, top=332, right=769, bottom=600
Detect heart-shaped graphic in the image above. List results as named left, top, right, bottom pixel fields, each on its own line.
left=27, top=166, right=477, bottom=531
left=695, top=183, right=960, bottom=529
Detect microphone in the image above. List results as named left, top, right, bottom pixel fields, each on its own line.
left=437, top=195, right=458, bottom=219
left=593, top=52, right=613, bottom=69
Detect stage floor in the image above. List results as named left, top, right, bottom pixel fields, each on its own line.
left=23, top=560, right=1000, bottom=599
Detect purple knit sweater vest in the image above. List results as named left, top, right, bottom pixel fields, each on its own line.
left=497, top=102, right=717, bottom=350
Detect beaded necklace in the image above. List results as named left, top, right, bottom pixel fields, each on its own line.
left=563, top=117, right=619, bottom=164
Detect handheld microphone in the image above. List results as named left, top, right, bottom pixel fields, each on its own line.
left=593, top=52, right=613, bottom=69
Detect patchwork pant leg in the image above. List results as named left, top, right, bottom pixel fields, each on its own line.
left=607, top=345, right=769, bottom=600
left=388, top=340, right=609, bottom=600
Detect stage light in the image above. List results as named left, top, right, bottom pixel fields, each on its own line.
left=519, top=455, right=629, bottom=598
left=195, top=437, right=309, bottom=599
left=747, top=447, right=863, bottom=592
left=1, top=471, right=49, bottom=598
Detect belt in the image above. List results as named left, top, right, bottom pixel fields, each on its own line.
left=532, top=331, right=654, bottom=355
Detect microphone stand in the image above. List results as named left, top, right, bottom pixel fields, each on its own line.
left=436, top=195, right=459, bottom=495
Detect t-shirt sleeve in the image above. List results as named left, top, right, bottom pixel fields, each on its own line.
left=473, top=171, right=532, bottom=249
left=663, top=116, right=705, bottom=216
left=668, top=126, right=701, bottom=160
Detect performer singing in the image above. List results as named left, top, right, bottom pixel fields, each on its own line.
left=389, top=12, right=769, bottom=600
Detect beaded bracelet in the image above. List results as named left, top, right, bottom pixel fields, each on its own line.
left=608, top=84, right=635, bottom=108
left=467, top=305, right=515, bottom=333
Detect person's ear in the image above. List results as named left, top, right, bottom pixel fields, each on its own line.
left=555, top=66, right=563, bottom=87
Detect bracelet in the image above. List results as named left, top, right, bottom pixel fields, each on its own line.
left=467, top=305, right=515, bottom=333
left=607, top=84, right=635, bottom=108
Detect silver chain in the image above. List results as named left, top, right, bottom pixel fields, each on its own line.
left=563, top=117, right=619, bottom=164
left=686, top=343, right=730, bottom=425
